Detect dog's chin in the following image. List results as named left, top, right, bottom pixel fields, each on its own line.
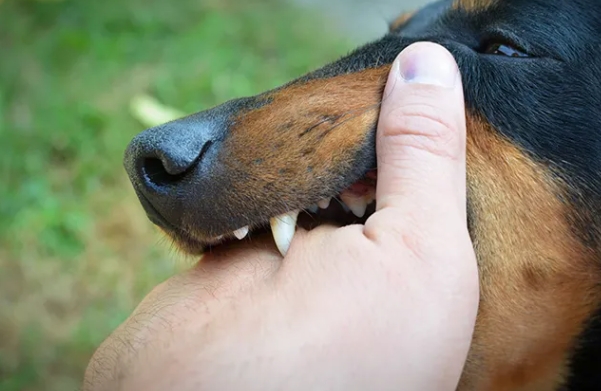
left=162, top=170, right=378, bottom=257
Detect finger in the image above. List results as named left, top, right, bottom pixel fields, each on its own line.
left=374, top=42, right=467, bottom=224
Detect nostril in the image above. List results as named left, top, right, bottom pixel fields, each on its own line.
left=142, top=157, right=188, bottom=187
left=139, top=140, right=213, bottom=188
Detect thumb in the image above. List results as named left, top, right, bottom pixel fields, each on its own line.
left=374, top=42, right=467, bottom=227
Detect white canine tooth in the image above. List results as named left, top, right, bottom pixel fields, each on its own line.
left=308, top=204, right=319, bottom=214
left=269, top=210, right=299, bottom=257
left=233, top=226, right=249, bottom=240
left=340, top=193, right=368, bottom=218
left=317, top=198, right=331, bottom=209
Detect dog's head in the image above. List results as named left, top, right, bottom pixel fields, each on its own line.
left=124, top=0, right=601, bottom=389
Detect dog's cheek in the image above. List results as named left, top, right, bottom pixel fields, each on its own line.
left=458, top=116, right=601, bottom=390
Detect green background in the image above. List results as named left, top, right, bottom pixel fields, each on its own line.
left=0, top=0, right=352, bottom=389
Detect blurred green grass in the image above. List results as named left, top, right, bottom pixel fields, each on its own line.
left=0, top=0, right=353, bottom=389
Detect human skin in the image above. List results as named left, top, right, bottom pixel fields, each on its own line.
left=83, top=42, right=479, bottom=391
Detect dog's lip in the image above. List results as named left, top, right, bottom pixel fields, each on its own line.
left=150, top=170, right=379, bottom=256
left=136, top=191, right=211, bottom=253
left=196, top=171, right=379, bottom=256
left=137, top=191, right=178, bottom=232
left=199, top=196, right=377, bottom=255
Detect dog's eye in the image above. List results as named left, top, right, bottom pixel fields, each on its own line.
left=483, top=42, right=529, bottom=57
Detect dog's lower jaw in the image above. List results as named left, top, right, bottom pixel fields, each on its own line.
left=208, top=185, right=377, bottom=257
left=171, top=170, right=379, bottom=257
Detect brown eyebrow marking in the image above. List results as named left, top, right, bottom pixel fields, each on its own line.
left=459, top=114, right=601, bottom=390
left=453, top=0, right=496, bottom=11
left=389, top=11, right=416, bottom=31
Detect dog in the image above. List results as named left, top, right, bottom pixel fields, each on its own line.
left=122, top=0, right=601, bottom=389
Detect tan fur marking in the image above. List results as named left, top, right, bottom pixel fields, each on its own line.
left=389, top=11, right=416, bottom=31
left=458, top=116, right=600, bottom=391
left=453, top=0, right=495, bottom=11
left=211, top=66, right=391, bottom=226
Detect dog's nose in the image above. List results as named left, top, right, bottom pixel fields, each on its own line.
left=131, top=124, right=209, bottom=185
left=123, top=111, right=223, bottom=229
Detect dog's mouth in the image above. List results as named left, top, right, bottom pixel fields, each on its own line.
left=195, top=170, right=378, bottom=256
left=124, top=51, right=390, bottom=256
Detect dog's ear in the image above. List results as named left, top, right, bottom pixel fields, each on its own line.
left=388, top=11, right=415, bottom=32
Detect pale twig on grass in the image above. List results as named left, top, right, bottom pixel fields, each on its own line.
left=129, top=94, right=185, bottom=128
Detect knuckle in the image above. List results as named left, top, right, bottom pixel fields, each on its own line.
left=381, top=101, right=463, bottom=160
left=364, top=210, right=427, bottom=255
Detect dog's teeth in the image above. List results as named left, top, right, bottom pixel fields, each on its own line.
left=365, top=191, right=375, bottom=205
left=269, top=210, right=299, bottom=257
left=340, top=193, right=367, bottom=218
left=308, top=204, right=319, bottom=213
left=233, top=226, right=249, bottom=240
left=317, top=198, right=331, bottom=209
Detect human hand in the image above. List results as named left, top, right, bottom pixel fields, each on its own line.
left=84, top=42, right=479, bottom=391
